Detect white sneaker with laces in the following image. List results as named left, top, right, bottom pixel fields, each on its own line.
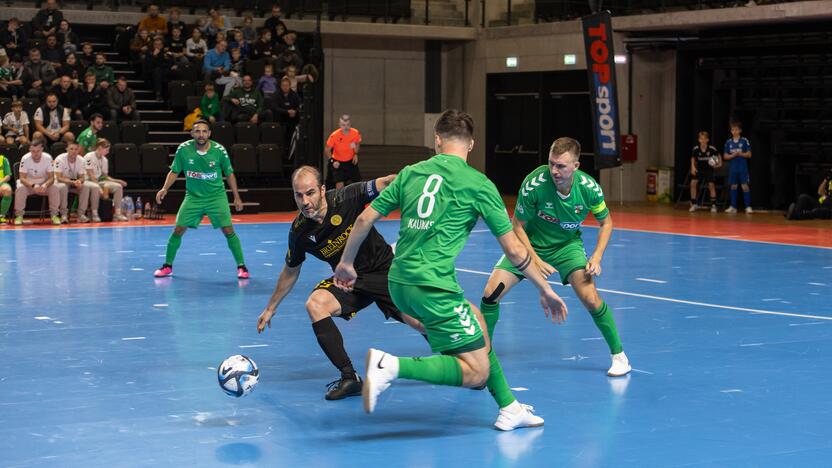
left=745, top=206, right=753, bottom=214
left=113, top=213, right=129, bottom=222
left=77, top=213, right=90, bottom=223
left=60, top=214, right=68, bottom=224
left=724, top=206, right=737, bottom=214
left=607, top=351, right=632, bottom=377
left=688, top=204, right=698, bottom=212
left=92, top=214, right=102, bottom=223
left=494, top=401, right=544, bottom=431
left=363, top=348, right=399, bottom=414
left=710, top=204, right=717, bottom=213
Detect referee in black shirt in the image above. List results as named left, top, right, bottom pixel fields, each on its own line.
left=257, top=166, right=425, bottom=400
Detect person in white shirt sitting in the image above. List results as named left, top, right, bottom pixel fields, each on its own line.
left=14, top=138, right=60, bottom=225
left=54, top=140, right=97, bottom=223
left=83, top=138, right=128, bottom=222
left=2, top=100, right=29, bottom=146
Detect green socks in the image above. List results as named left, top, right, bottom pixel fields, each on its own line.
left=591, top=302, right=623, bottom=354
left=165, top=232, right=183, bottom=265
left=0, top=195, right=10, bottom=216
left=479, top=300, right=500, bottom=338
left=397, top=355, right=463, bottom=387
left=225, top=232, right=245, bottom=266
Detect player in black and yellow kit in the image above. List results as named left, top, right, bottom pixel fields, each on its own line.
left=256, top=166, right=424, bottom=400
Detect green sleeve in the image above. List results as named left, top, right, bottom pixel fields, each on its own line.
left=220, top=145, right=233, bottom=175
left=370, top=167, right=403, bottom=216
left=589, top=182, right=609, bottom=220
left=170, top=148, right=183, bottom=173
left=514, top=173, right=539, bottom=223
left=476, top=180, right=513, bottom=237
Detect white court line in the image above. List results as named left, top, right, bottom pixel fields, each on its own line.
left=636, top=278, right=667, bottom=284
left=116, top=250, right=134, bottom=253
left=456, top=267, right=832, bottom=322
left=121, top=337, right=145, bottom=341
left=239, top=344, right=269, bottom=348
left=720, top=389, right=743, bottom=393
left=584, top=225, right=832, bottom=250
left=510, top=387, right=529, bottom=391
left=616, top=306, right=637, bottom=310
left=808, top=282, right=827, bottom=286
left=471, top=229, right=490, bottom=233
left=740, top=343, right=764, bottom=347
left=256, top=250, right=268, bottom=253
left=199, top=253, right=217, bottom=256
left=631, top=368, right=653, bottom=375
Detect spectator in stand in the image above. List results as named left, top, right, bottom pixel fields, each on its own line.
left=54, top=141, right=94, bottom=223
left=56, top=20, right=79, bottom=55
left=88, top=52, right=114, bottom=89
left=51, top=75, right=78, bottom=114
left=33, top=92, right=73, bottom=147
left=76, top=113, right=103, bottom=154
left=167, top=27, right=188, bottom=66
left=0, top=54, right=24, bottom=99
left=240, top=15, right=257, bottom=43
left=204, top=8, right=231, bottom=41
left=31, top=0, right=63, bottom=40
left=326, top=114, right=362, bottom=189
left=107, top=76, right=140, bottom=122
left=22, top=48, right=57, bottom=98
left=14, top=139, right=60, bottom=225
left=186, top=28, right=208, bottom=62
left=228, top=30, right=249, bottom=58
left=274, top=23, right=287, bottom=49
left=167, top=7, right=186, bottom=38
left=275, top=49, right=302, bottom=76
left=285, top=63, right=315, bottom=94
left=787, top=169, right=832, bottom=221
left=78, top=42, right=95, bottom=69
left=41, top=35, right=65, bottom=68
left=129, top=28, right=152, bottom=66
left=203, top=40, right=230, bottom=82
left=145, top=36, right=177, bottom=100
left=223, top=74, right=268, bottom=124
left=214, top=31, right=228, bottom=48
left=271, top=76, right=300, bottom=149
left=56, top=52, right=84, bottom=86
left=264, top=4, right=286, bottom=40
left=1, top=18, right=27, bottom=57
left=76, top=72, right=107, bottom=120
left=138, top=4, right=168, bottom=36
left=257, top=63, right=278, bottom=99
left=282, top=31, right=303, bottom=64
left=250, top=29, right=278, bottom=64
left=84, top=138, right=128, bottom=222
left=2, top=100, right=30, bottom=146
left=199, top=83, right=222, bottom=123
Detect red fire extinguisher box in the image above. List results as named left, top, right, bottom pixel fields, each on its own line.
left=622, top=134, right=637, bottom=162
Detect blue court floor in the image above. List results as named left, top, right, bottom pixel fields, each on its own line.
left=1, top=220, right=831, bottom=467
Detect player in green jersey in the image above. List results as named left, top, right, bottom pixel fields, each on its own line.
left=153, top=120, right=249, bottom=279
left=333, top=109, right=568, bottom=431
left=482, top=137, right=630, bottom=377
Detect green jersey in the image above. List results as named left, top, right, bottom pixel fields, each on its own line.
left=514, top=166, right=609, bottom=255
left=170, top=139, right=233, bottom=197
left=76, top=127, right=97, bottom=150
left=371, top=153, right=513, bottom=293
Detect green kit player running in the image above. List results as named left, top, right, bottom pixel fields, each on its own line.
left=334, top=109, right=568, bottom=431
left=482, top=137, right=630, bottom=377
left=154, top=119, right=249, bottom=279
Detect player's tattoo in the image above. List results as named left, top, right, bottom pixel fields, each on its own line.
left=515, top=253, right=532, bottom=272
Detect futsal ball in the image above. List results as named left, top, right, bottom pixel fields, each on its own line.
left=218, top=355, right=259, bottom=397
left=708, top=155, right=719, bottom=167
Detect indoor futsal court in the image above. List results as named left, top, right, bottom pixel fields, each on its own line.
left=1, top=210, right=830, bottom=467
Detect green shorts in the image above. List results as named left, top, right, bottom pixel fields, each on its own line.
left=175, top=194, right=232, bottom=229
left=389, top=282, right=485, bottom=354
left=495, top=238, right=588, bottom=285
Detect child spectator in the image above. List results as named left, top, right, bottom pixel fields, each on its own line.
left=2, top=100, right=29, bottom=146
left=257, top=64, right=278, bottom=98
left=199, top=83, right=222, bottom=123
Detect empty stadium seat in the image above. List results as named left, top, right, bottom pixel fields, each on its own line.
left=21, top=97, right=39, bottom=120
left=211, top=122, right=234, bottom=149
left=50, top=142, right=67, bottom=156
left=99, top=121, right=120, bottom=145
left=120, top=122, right=147, bottom=146
left=69, top=120, right=88, bottom=139
left=259, top=122, right=283, bottom=145
left=257, top=143, right=282, bottom=175
left=112, top=143, right=140, bottom=176
left=234, top=122, right=259, bottom=146
left=231, top=144, right=257, bottom=174
left=0, top=144, right=20, bottom=166
left=185, top=95, right=201, bottom=113
left=168, top=81, right=195, bottom=111
left=140, top=144, right=170, bottom=176
left=0, top=98, right=11, bottom=117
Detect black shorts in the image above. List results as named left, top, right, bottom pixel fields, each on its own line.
left=330, top=159, right=361, bottom=184
left=312, top=270, right=403, bottom=322
left=692, top=163, right=714, bottom=182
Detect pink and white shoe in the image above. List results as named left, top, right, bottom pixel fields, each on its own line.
left=237, top=265, right=250, bottom=279
left=154, top=264, right=173, bottom=277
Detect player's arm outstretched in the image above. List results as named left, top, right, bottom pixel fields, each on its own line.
left=374, top=173, right=396, bottom=191
left=257, top=264, right=302, bottom=332
left=497, top=231, right=568, bottom=323
left=511, top=216, right=555, bottom=278
left=586, top=214, right=612, bottom=277
left=332, top=205, right=382, bottom=289
left=225, top=172, right=244, bottom=212
left=155, top=169, right=179, bottom=204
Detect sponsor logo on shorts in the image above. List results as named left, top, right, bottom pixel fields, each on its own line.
left=185, top=170, right=218, bottom=180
